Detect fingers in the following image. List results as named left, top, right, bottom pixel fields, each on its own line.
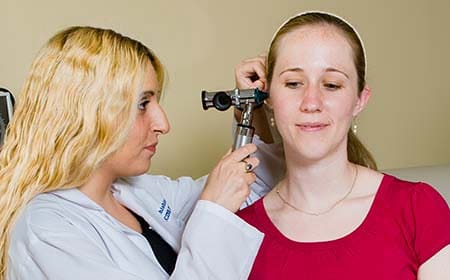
left=252, top=80, right=265, bottom=92
left=235, top=54, right=268, bottom=91
left=244, top=172, right=257, bottom=186
left=226, top=143, right=257, bottom=162
left=242, top=156, right=260, bottom=173
left=201, top=144, right=259, bottom=212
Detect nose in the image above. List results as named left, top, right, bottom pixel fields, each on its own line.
left=299, top=85, right=323, bottom=113
left=150, top=103, right=170, bottom=135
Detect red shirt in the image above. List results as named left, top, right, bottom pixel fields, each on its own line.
left=238, top=175, right=450, bottom=280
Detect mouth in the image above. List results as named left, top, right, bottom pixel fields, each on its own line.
left=144, top=143, right=158, bottom=153
left=296, top=122, right=330, bottom=132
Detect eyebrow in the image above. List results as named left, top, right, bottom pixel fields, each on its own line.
left=279, top=67, right=349, bottom=79
left=279, top=67, right=304, bottom=76
left=325, top=67, right=349, bottom=79
left=140, top=90, right=158, bottom=98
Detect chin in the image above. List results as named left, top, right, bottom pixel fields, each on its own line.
left=137, top=164, right=152, bottom=175
left=285, top=142, right=332, bottom=163
left=126, top=162, right=152, bottom=177
left=298, top=150, right=329, bottom=163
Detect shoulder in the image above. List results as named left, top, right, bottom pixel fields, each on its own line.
left=380, top=174, right=447, bottom=205
left=381, top=175, right=450, bottom=264
left=9, top=192, right=80, bottom=262
left=366, top=173, right=449, bottom=236
left=379, top=174, right=450, bottom=236
left=11, top=192, right=78, bottom=239
left=376, top=174, right=449, bottom=223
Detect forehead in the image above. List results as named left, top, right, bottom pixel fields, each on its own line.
left=275, top=24, right=355, bottom=73
left=139, top=62, right=162, bottom=101
left=143, top=62, right=159, bottom=89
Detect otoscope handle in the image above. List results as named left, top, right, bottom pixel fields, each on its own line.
left=232, top=124, right=255, bottom=151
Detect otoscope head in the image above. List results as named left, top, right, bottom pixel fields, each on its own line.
left=201, top=88, right=268, bottom=111
left=254, top=88, right=269, bottom=107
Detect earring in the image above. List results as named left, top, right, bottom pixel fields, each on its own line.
left=270, top=116, right=276, bottom=127
left=264, top=99, right=273, bottom=110
left=264, top=101, right=276, bottom=127
left=352, top=119, right=358, bottom=134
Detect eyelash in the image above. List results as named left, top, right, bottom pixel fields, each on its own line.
left=285, top=82, right=303, bottom=89
left=138, top=100, right=150, bottom=110
left=323, top=83, right=342, bottom=90
left=284, top=81, right=343, bottom=91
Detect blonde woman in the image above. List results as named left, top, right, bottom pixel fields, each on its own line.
left=237, top=12, right=450, bottom=279
left=0, top=26, right=279, bottom=279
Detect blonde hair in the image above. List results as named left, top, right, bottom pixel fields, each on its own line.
left=267, top=11, right=377, bottom=170
left=0, top=26, right=165, bottom=277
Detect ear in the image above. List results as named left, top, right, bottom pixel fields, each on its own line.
left=353, top=85, right=371, bottom=117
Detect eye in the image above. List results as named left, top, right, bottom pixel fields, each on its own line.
left=138, top=99, right=150, bottom=110
left=323, top=83, right=342, bottom=91
left=285, top=81, right=303, bottom=89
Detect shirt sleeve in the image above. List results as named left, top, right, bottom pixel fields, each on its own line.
left=411, top=183, right=450, bottom=265
left=242, top=134, right=286, bottom=208
left=8, top=210, right=146, bottom=280
left=170, top=200, right=263, bottom=280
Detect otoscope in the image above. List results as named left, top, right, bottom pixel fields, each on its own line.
left=201, top=88, right=268, bottom=151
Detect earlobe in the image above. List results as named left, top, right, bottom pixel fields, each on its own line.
left=353, top=85, right=371, bottom=116
left=264, top=99, right=274, bottom=110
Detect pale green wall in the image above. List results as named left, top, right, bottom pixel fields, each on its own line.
left=1, top=0, right=449, bottom=178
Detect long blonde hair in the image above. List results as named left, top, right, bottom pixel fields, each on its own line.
left=267, top=12, right=377, bottom=170
left=0, top=26, right=164, bottom=277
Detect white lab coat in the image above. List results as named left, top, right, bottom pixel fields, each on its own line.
left=7, top=136, right=285, bottom=280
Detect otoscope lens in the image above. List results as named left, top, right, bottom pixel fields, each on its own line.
left=213, top=92, right=232, bottom=111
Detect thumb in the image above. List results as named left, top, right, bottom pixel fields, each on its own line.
left=221, top=148, right=233, bottom=159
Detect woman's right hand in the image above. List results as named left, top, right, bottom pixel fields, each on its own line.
left=234, top=54, right=268, bottom=91
left=234, top=54, right=274, bottom=143
left=200, top=144, right=259, bottom=213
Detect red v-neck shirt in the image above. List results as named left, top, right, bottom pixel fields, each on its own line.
left=238, top=175, right=450, bottom=279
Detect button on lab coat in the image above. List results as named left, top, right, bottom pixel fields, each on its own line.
left=8, top=137, right=285, bottom=280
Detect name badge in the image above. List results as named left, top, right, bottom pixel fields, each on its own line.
left=158, top=198, right=172, bottom=221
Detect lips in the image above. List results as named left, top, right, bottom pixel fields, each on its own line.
left=296, top=122, right=330, bottom=132
left=144, top=143, right=157, bottom=153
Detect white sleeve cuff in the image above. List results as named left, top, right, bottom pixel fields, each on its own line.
left=176, top=200, right=263, bottom=279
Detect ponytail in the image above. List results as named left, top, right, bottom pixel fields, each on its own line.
left=347, top=130, right=377, bottom=170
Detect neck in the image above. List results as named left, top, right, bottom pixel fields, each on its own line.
left=281, top=145, right=356, bottom=210
left=78, top=166, right=118, bottom=209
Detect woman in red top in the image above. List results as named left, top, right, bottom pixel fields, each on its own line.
left=236, top=11, right=450, bottom=279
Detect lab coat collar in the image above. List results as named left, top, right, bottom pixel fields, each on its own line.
left=51, top=187, right=105, bottom=211
left=50, top=181, right=132, bottom=212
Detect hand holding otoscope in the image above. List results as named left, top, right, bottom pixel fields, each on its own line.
left=201, top=88, right=268, bottom=151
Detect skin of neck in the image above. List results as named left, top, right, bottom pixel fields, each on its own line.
left=280, top=140, right=356, bottom=210
left=78, top=166, right=120, bottom=210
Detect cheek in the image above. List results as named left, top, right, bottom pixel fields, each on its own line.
left=270, top=84, right=300, bottom=114
left=127, top=117, right=147, bottom=143
left=270, top=94, right=297, bottom=131
left=325, top=93, right=358, bottom=117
